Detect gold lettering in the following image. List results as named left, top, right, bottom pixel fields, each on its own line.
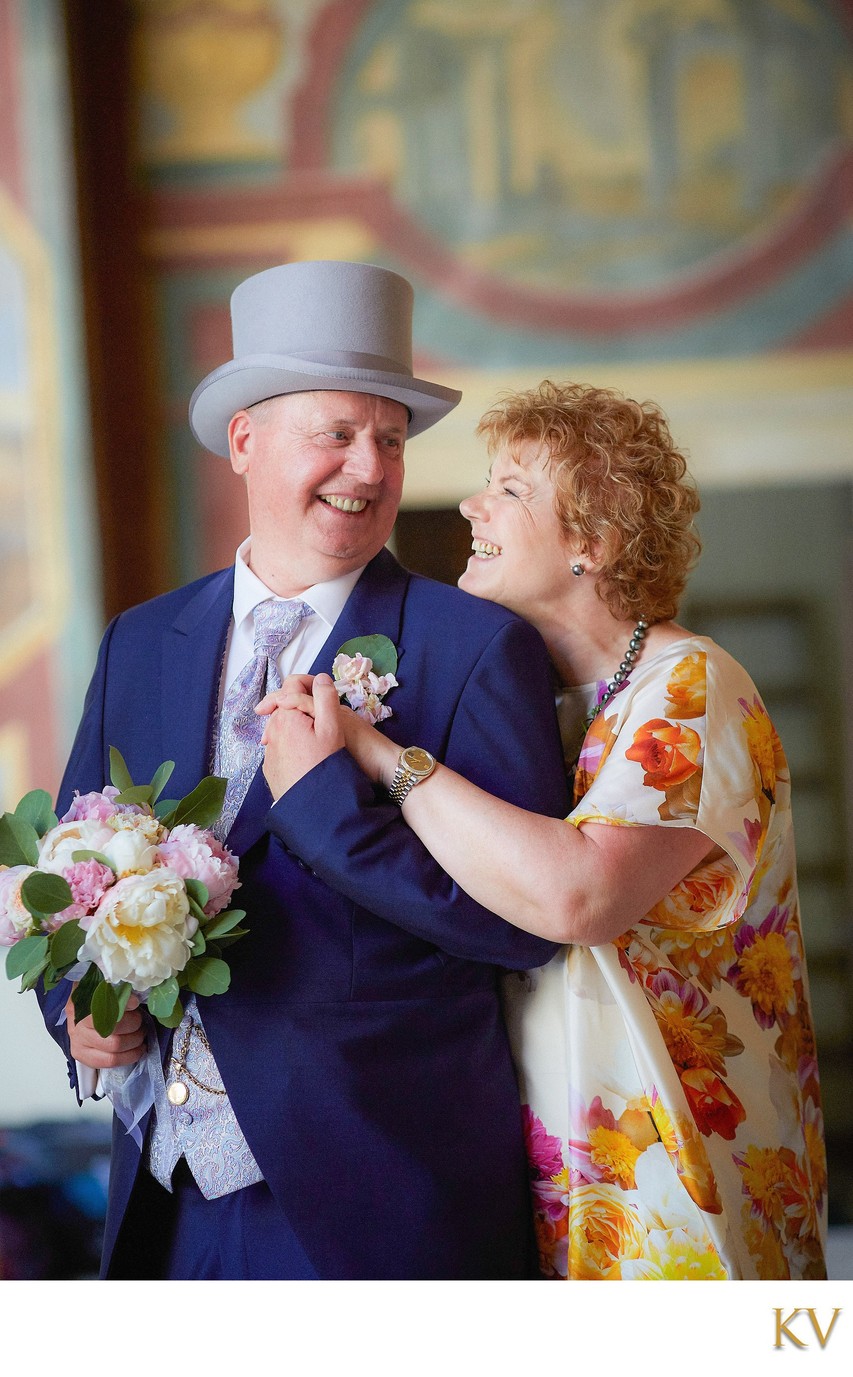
left=774, top=1309, right=806, bottom=1349
left=807, top=1308, right=842, bottom=1349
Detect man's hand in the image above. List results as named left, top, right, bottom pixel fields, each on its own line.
left=66, top=991, right=145, bottom=1069
left=257, top=673, right=347, bottom=799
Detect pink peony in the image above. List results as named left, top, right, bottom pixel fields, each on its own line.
left=60, top=786, right=145, bottom=824
left=54, top=858, right=116, bottom=929
left=156, top=824, right=239, bottom=916
left=0, top=865, right=37, bottom=945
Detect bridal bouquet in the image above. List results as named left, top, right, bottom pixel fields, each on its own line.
left=0, top=748, right=245, bottom=1037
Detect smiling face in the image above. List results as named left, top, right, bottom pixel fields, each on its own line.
left=458, top=439, right=577, bottom=622
left=228, top=389, right=408, bottom=595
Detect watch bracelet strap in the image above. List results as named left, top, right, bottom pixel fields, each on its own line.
left=388, top=765, right=418, bottom=806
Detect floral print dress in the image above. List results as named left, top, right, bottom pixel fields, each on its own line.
left=503, top=637, right=827, bottom=1280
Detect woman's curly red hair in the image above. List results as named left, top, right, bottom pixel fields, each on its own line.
left=476, top=380, right=701, bottom=623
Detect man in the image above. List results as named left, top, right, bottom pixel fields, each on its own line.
left=41, top=260, right=569, bottom=1279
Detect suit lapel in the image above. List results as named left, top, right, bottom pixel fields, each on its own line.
left=226, top=548, right=410, bottom=856
left=160, top=569, right=234, bottom=801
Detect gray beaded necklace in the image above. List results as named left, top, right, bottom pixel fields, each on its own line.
left=581, top=617, right=649, bottom=731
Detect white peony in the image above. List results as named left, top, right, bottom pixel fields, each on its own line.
left=79, top=867, right=197, bottom=991
left=38, top=819, right=115, bottom=875
left=99, top=826, right=159, bottom=877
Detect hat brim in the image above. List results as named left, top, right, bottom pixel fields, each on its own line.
left=189, top=354, right=462, bottom=457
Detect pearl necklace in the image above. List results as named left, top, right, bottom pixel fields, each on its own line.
left=582, top=618, right=649, bottom=731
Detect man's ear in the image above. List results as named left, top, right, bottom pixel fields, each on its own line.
left=228, top=410, right=252, bottom=476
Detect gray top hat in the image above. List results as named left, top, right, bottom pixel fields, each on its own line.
left=189, top=260, right=462, bottom=456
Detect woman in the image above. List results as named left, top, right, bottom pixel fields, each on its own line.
left=270, top=380, right=828, bottom=1281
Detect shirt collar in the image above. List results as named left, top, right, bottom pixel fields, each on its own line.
left=232, top=537, right=364, bottom=636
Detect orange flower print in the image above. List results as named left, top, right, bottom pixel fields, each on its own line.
left=625, top=719, right=702, bottom=792
left=572, top=708, right=618, bottom=805
left=665, top=653, right=707, bottom=719
left=568, top=1182, right=647, bottom=1279
left=646, top=968, right=744, bottom=1076
left=680, top=1067, right=746, bottom=1141
left=646, top=856, right=743, bottom=935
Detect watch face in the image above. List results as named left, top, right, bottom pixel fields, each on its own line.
left=402, top=746, right=434, bottom=774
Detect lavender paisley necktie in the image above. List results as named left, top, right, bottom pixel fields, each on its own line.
left=214, top=598, right=313, bottom=839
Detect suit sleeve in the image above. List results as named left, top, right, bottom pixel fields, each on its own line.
left=35, top=617, right=118, bottom=1096
left=267, top=616, right=570, bottom=968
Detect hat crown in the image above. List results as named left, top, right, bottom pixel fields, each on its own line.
left=231, top=261, right=414, bottom=376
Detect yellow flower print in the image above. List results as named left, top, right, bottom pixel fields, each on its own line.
left=647, top=968, right=744, bottom=1076
left=743, top=1203, right=790, bottom=1280
left=740, top=695, right=787, bottom=829
left=623, top=1226, right=728, bottom=1280
left=587, top=1124, right=642, bottom=1190
left=568, top=1182, right=647, bottom=1280
left=649, top=1092, right=723, bottom=1214
left=665, top=653, right=707, bottom=720
left=650, top=923, right=738, bottom=993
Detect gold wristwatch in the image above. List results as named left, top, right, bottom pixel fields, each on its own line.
left=388, top=746, right=437, bottom=806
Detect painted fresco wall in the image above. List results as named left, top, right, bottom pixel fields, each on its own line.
left=0, top=0, right=105, bottom=1122
left=129, top=0, right=853, bottom=577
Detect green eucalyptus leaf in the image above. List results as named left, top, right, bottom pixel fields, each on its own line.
left=155, top=997, right=184, bottom=1029
left=147, top=976, right=179, bottom=1021
left=109, top=747, right=134, bottom=793
left=214, top=927, right=249, bottom=950
left=184, top=878, right=210, bottom=910
left=114, top=981, right=133, bottom=1023
left=91, top=980, right=120, bottom=1038
left=171, top=776, right=227, bottom=831
left=20, top=957, right=50, bottom=992
left=70, top=849, right=117, bottom=872
left=42, top=963, right=61, bottom=992
left=14, top=790, right=58, bottom=837
left=153, top=799, right=179, bottom=824
left=335, top=634, right=398, bottom=678
left=184, top=956, right=231, bottom=997
left=49, top=919, right=85, bottom=971
left=71, top=963, right=103, bottom=1023
left=150, top=760, right=175, bottom=804
left=21, top=872, right=74, bottom=918
left=5, top=935, right=48, bottom=981
left=202, top=908, right=246, bottom=940
left=0, top=813, right=39, bottom=867
left=113, top=784, right=154, bottom=807
left=190, top=928, right=207, bottom=956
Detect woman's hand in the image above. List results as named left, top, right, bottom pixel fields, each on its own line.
left=66, top=991, right=145, bottom=1070
left=337, top=700, right=399, bottom=788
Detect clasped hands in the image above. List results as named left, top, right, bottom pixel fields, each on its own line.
left=256, top=673, right=396, bottom=800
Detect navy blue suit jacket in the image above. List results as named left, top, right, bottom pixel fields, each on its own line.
left=41, top=548, right=569, bottom=1278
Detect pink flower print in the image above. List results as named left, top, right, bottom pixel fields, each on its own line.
left=522, top=1105, right=565, bottom=1181
left=157, top=824, right=240, bottom=916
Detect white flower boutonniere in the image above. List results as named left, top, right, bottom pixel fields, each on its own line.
left=332, top=634, right=399, bottom=726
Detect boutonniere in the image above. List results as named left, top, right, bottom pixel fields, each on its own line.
left=332, top=634, right=399, bottom=726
